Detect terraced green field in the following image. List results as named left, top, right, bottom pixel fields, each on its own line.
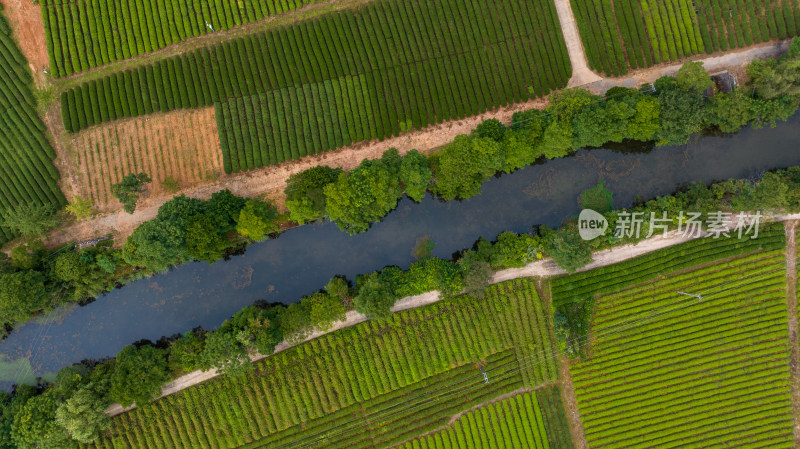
left=570, top=248, right=795, bottom=447
left=82, top=279, right=565, bottom=449
left=571, top=0, right=800, bottom=75
left=393, top=387, right=573, bottom=449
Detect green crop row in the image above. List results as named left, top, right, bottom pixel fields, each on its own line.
left=571, top=0, right=800, bottom=75
left=40, top=0, right=322, bottom=77
left=83, top=279, right=557, bottom=449
left=61, top=0, right=571, bottom=145
left=569, top=246, right=794, bottom=448
left=216, top=75, right=375, bottom=172
left=395, top=390, right=566, bottom=449
left=0, top=6, right=66, bottom=245
left=550, top=222, right=785, bottom=308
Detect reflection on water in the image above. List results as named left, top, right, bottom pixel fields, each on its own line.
left=2, top=115, right=800, bottom=390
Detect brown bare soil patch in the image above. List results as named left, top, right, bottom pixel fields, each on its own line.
left=0, top=0, right=48, bottom=85
left=71, top=108, right=222, bottom=211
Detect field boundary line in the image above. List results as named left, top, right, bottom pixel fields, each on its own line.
left=783, top=220, right=800, bottom=446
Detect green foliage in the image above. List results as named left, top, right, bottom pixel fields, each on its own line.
left=168, top=329, right=206, bottom=372
left=109, top=344, right=170, bottom=407
left=675, top=61, right=713, bottom=92
left=161, top=176, right=180, bottom=193
left=54, top=386, right=111, bottom=444
left=11, top=392, right=74, bottom=449
left=122, top=219, right=188, bottom=272
left=459, top=255, right=492, bottom=299
left=324, top=159, right=402, bottom=234
left=65, top=196, right=94, bottom=221
left=185, top=215, right=229, bottom=263
left=285, top=166, right=343, bottom=224
left=431, top=136, right=505, bottom=200
left=398, top=150, right=432, bottom=202
left=300, top=292, right=346, bottom=332
left=235, top=200, right=279, bottom=241
left=703, top=89, right=756, bottom=133
left=656, top=87, right=705, bottom=146
left=0, top=270, right=48, bottom=325
left=111, top=173, right=151, bottom=214
left=354, top=275, right=396, bottom=320
left=276, top=302, right=311, bottom=344
left=53, top=251, right=114, bottom=300
left=0, top=204, right=59, bottom=240
left=474, top=118, right=507, bottom=141
left=580, top=181, right=614, bottom=212
left=545, top=226, right=592, bottom=273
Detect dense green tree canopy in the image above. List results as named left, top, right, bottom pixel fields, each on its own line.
left=324, top=160, right=402, bottom=234
left=285, top=166, right=342, bottom=224
left=0, top=270, right=48, bottom=325
left=109, top=344, right=170, bottom=407
left=398, top=150, right=432, bottom=202
left=546, top=226, right=593, bottom=273
left=675, top=61, right=713, bottom=93
left=354, top=276, right=396, bottom=320
left=235, top=200, right=279, bottom=241
left=0, top=204, right=59, bottom=240
left=431, top=135, right=504, bottom=200
left=11, top=392, right=74, bottom=449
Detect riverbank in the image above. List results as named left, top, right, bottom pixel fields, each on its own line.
left=26, top=39, right=792, bottom=252
left=105, top=213, right=800, bottom=416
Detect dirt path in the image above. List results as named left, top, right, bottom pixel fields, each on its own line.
left=553, top=0, right=602, bottom=87
left=783, top=221, right=800, bottom=447
left=46, top=97, right=548, bottom=247
left=0, top=0, right=48, bottom=86
left=105, top=215, right=800, bottom=416
left=105, top=290, right=440, bottom=417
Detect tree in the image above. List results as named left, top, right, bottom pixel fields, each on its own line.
left=675, top=61, right=713, bottom=92
left=751, top=58, right=800, bottom=100
left=398, top=150, right=432, bottom=202
left=626, top=96, right=661, bottom=142
left=301, top=292, right=346, bottom=332
left=284, top=166, right=342, bottom=224
left=11, top=392, right=74, bottom=449
left=122, top=219, right=188, bottom=272
left=656, top=88, right=705, bottom=145
left=0, top=270, right=48, bottom=325
left=276, top=302, right=310, bottom=344
left=54, top=386, right=110, bottom=443
left=111, top=173, right=151, bottom=214
left=324, top=276, right=351, bottom=303
left=473, top=118, right=507, bottom=141
left=109, top=344, right=170, bottom=407
left=572, top=100, right=635, bottom=148
left=185, top=215, right=228, bottom=263
left=354, top=276, right=396, bottom=320
left=199, top=330, right=251, bottom=377
left=546, top=226, right=592, bottom=273
left=169, top=330, right=206, bottom=372
left=205, top=189, right=247, bottom=234
left=0, top=386, right=35, bottom=449
left=458, top=253, right=492, bottom=299
left=703, top=89, right=756, bottom=133
left=65, top=196, right=94, bottom=221
left=324, top=160, right=402, bottom=234
left=235, top=200, right=279, bottom=241
left=53, top=251, right=114, bottom=301
left=431, top=136, right=504, bottom=200
left=500, top=133, right=541, bottom=173
left=0, top=203, right=59, bottom=240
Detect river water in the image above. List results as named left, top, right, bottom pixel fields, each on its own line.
left=1, top=115, right=799, bottom=390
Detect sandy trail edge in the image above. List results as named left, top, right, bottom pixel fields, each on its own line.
left=106, top=214, right=800, bottom=416
left=784, top=221, right=800, bottom=446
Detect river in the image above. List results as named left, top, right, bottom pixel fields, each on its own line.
left=1, top=115, right=799, bottom=390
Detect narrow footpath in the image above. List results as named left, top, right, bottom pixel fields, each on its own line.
left=784, top=221, right=800, bottom=446
left=106, top=214, right=800, bottom=416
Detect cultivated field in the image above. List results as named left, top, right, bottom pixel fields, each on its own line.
left=60, top=0, right=571, bottom=172
left=571, top=0, right=800, bottom=75
left=72, top=108, right=222, bottom=210
left=80, top=279, right=562, bottom=449
left=555, top=228, right=795, bottom=447
left=0, top=5, right=65, bottom=244
left=394, top=388, right=573, bottom=449
left=39, top=0, right=326, bottom=76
